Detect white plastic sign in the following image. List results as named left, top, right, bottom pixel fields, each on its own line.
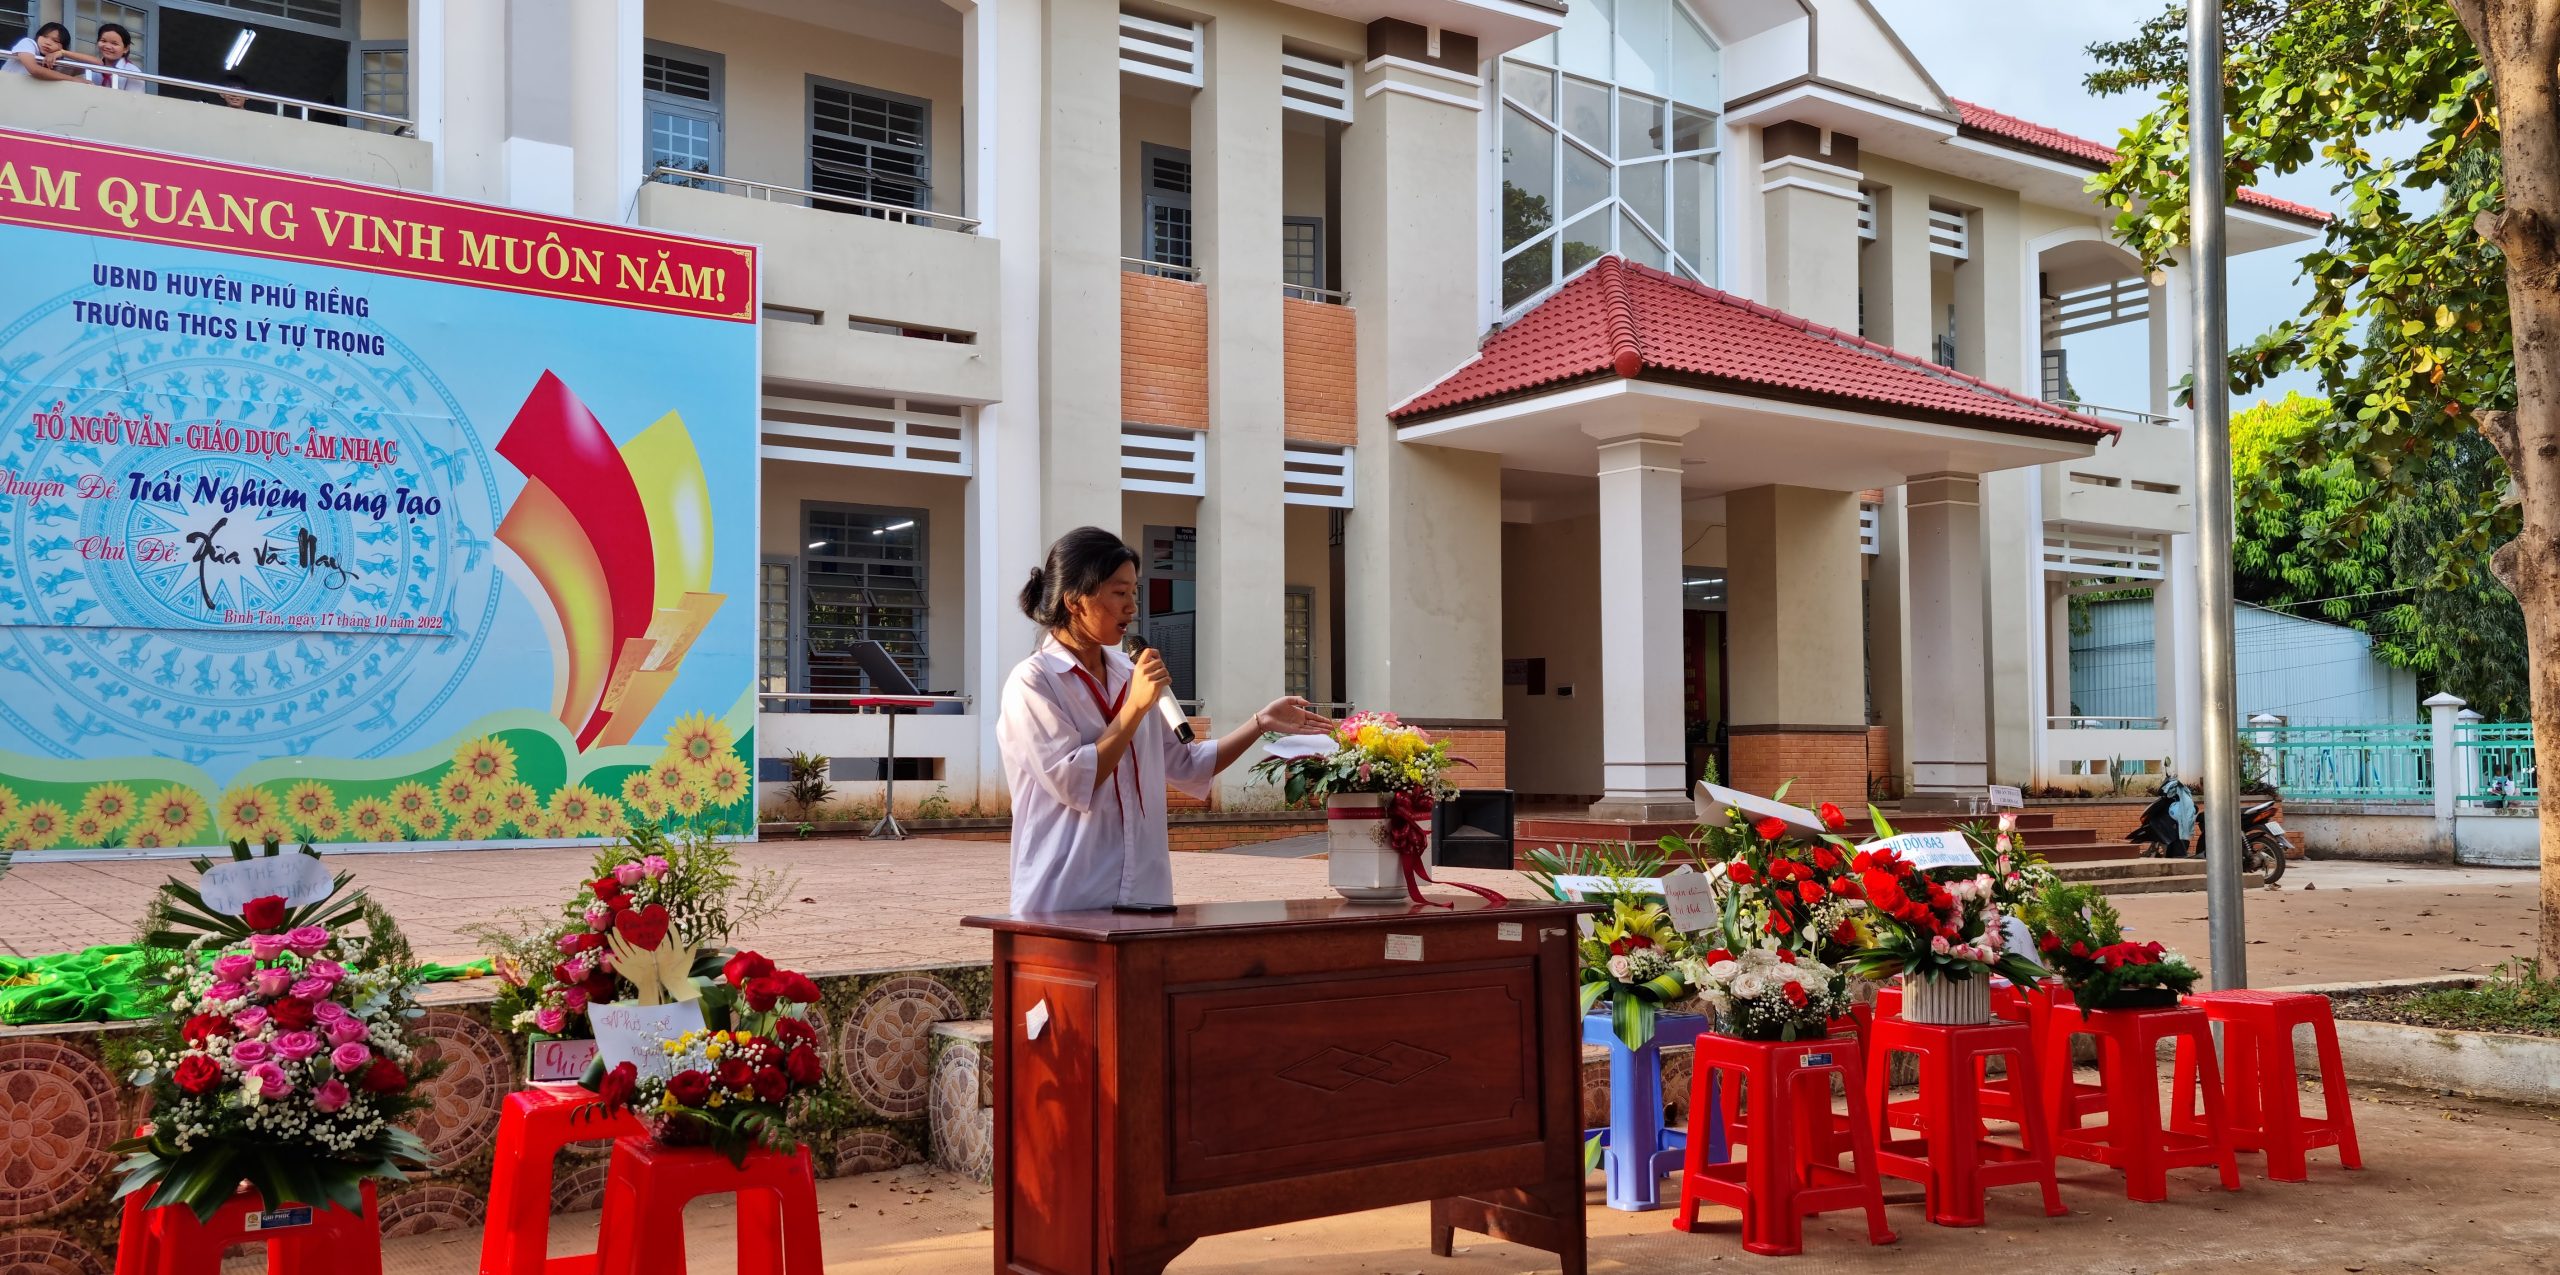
left=1987, top=784, right=2024, bottom=810
left=1548, top=875, right=1663, bottom=900
left=1696, top=782, right=1829, bottom=836
left=198, top=855, right=334, bottom=915
left=1661, top=866, right=1720, bottom=933
left=589, top=1000, right=707, bottom=1081
left=1858, top=831, right=1978, bottom=872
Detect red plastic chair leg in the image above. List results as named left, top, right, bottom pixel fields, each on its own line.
left=1742, top=1058, right=1803, bottom=1257
left=2313, top=1018, right=2364, bottom=1170
left=1834, top=1052, right=1898, bottom=1247
left=1673, top=1055, right=1716, bottom=1233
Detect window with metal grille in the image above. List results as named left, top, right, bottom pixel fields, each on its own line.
left=801, top=505, right=928, bottom=696
left=192, top=0, right=342, bottom=26
left=74, top=0, right=145, bottom=59
left=0, top=1, right=29, bottom=46
left=357, top=44, right=408, bottom=131
left=810, top=79, right=930, bottom=214
left=1143, top=145, right=1192, bottom=270
left=1284, top=588, right=1313, bottom=700
left=1283, top=218, right=1324, bottom=290
left=759, top=559, right=794, bottom=694
left=644, top=43, right=723, bottom=187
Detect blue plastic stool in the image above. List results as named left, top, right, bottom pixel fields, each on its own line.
left=1584, top=1009, right=1727, bottom=1210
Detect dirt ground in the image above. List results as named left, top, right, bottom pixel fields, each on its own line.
left=359, top=1077, right=2560, bottom=1275
left=2110, top=860, right=2537, bottom=987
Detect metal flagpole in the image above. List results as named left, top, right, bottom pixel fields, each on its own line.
left=2188, top=0, right=2248, bottom=987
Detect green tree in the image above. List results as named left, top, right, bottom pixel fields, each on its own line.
left=2231, top=392, right=2528, bottom=716
left=2087, top=0, right=2560, bottom=971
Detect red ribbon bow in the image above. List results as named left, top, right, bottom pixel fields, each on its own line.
left=1385, top=789, right=1507, bottom=909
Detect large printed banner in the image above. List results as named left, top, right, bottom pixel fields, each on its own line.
left=0, top=129, right=759, bottom=851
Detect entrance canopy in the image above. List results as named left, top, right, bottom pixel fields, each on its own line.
left=1390, top=257, right=2115, bottom=489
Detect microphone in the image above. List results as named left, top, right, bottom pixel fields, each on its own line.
left=1122, top=633, right=1196, bottom=743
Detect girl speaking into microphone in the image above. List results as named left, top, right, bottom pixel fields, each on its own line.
left=996, top=527, right=1333, bottom=914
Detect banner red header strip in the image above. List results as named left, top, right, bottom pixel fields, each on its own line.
left=0, top=127, right=757, bottom=323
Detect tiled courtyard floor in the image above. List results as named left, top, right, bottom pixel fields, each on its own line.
left=360, top=1081, right=2560, bottom=1274
left=0, top=840, right=2533, bottom=987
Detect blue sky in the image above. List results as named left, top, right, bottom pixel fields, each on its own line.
left=1868, top=0, right=2330, bottom=411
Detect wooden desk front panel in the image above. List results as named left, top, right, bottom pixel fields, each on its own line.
left=1166, top=962, right=1540, bottom=1191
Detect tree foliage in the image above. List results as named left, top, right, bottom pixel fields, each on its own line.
left=2087, top=0, right=2508, bottom=563
left=2233, top=392, right=2528, bottom=715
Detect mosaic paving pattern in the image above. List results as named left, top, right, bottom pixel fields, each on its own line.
left=378, top=1183, right=488, bottom=1238
left=834, top=975, right=968, bottom=1119
left=0, top=1227, right=108, bottom=1275
left=405, top=1010, right=512, bottom=1171
left=828, top=1127, right=921, bottom=1176
left=927, top=1035, right=992, bottom=1185
left=0, top=1040, right=118, bottom=1224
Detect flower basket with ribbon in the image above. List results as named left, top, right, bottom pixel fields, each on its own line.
left=1253, top=712, right=1503, bottom=907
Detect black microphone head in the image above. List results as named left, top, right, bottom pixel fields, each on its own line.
left=1123, top=632, right=1150, bottom=655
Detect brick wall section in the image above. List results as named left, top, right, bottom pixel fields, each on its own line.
left=1406, top=724, right=1507, bottom=790
left=1731, top=730, right=1867, bottom=809
left=1866, top=725, right=1892, bottom=797
left=1166, top=716, right=1213, bottom=811
left=1282, top=298, right=1357, bottom=445
left=1121, top=272, right=1208, bottom=430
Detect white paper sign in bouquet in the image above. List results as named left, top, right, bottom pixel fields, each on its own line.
left=1855, top=830, right=1979, bottom=872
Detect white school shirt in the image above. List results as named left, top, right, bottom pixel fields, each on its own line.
left=1, top=38, right=38, bottom=74
left=997, top=635, right=1217, bottom=915
left=90, top=58, right=145, bottom=92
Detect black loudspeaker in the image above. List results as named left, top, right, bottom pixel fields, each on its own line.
left=1434, top=789, right=1515, bottom=870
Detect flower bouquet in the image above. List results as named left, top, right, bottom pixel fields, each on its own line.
left=474, top=823, right=789, bottom=1053
left=2025, top=881, right=2199, bottom=1009
left=1525, top=845, right=1693, bottom=1048
left=111, top=841, right=439, bottom=1220
left=1682, top=946, right=1846, bottom=1041
left=582, top=950, right=827, bottom=1165
left=1250, top=711, right=1496, bottom=905
left=1840, top=812, right=2047, bottom=1023
left=1665, top=781, right=1869, bottom=967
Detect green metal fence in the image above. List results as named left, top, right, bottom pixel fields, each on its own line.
left=2457, top=722, right=2538, bottom=803
left=2236, top=724, right=2433, bottom=801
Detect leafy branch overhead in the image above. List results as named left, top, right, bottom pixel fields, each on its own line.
left=2087, top=0, right=2513, bottom=556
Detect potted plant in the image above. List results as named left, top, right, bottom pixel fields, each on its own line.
left=111, top=840, right=441, bottom=1225
left=1682, top=946, right=1845, bottom=1041
left=2025, top=882, right=2200, bottom=1009
left=1251, top=711, right=1470, bottom=902
left=579, top=949, right=829, bottom=1165
left=1525, top=844, right=1694, bottom=1048
left=1840, top=813, right=2047, bottom=1024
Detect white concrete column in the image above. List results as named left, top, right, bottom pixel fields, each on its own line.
left=2427, top=692, right=2465, bottom=833
left=1193, top=13, right=1288, bottom=800
left=1725, top=485, right=1867, bottom=806
left=1591, top=434, right=1693, bottom=819
left=966, top=0, right=1045, bottom=812
left=1758, top=125, right=1863, bottom=331
left=426, top=0, right=508, bottom=203
left=1905, top=472, right=1989, bottom=799
left=1037, top=0, right=1125, bottom=540
left=2164, top=532, right=2204, bottom=781
left=500, top=2, right=575, bottom=214
left=2047, top=577, right=2073, bottom=714
left=566, top=0, right=644, bottom=224
left=1867, top=487, right=1912, bottom=792
left=1343, top=44, right=1502, bottom=720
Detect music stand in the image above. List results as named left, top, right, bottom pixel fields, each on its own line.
left=846, top=642, right=934, bottom=840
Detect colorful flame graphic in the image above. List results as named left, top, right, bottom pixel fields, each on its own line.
left=494, top=372, right=724, bottom=750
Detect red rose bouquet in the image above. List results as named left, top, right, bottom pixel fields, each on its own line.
left=581, top=949, right=827, bottom=1164
left=1662, top=780, right=1868, bottom=967
left=1839, top=812, right=2046, bottom=988
left=112, top=841, right=439, bottom=1220
left=2024, top=882, right=2198, bottom=1008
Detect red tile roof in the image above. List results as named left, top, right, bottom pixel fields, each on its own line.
left=1389, top=257, right=2119, bottom=442
left=1952, top=100, right=2329, bottom=223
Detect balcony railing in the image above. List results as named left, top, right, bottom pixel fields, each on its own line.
left=651, top=166, right=980, bottom=234
left=30, top=62, right=411, bottom=130
left=2053, top=399, right=2178, bottom=428
left=2046, top=715, right=2168, bottom=730
left=1283, top=283, right=1351, bottom=305
left=1121, top=256, right=1200, bottom=282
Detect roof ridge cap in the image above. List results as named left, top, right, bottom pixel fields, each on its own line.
left=1597, top=257, right=1646, bottom=379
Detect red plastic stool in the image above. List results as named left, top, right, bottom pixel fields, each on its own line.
left=1866, top=1016, right=2067, bottom=1226
left=1875, top=981, right=2089, bottom=1132
left=113, top=1180, right=381, bottom=1275
left=2171, top=990, right=2363, bottom=1181
left=1675, top=1032, right=1897, bottom=1256
left=480, top=1086, right=649, bottom=1275
left=2039, top=1002, right=2240, bottom=1201
left=1719, top=1011, right=1870, bottom=1163
left=590, top=1139, right=824, bottom=1275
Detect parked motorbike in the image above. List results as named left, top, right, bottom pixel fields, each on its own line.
left=2125, top=775, right=2288, bottom=885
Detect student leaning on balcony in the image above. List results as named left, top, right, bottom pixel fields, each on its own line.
left=67, top=23, right=147, bottom=92
left=3, top=23, right=88, bottom=82
left=996, top=527, right=1334, bottom=915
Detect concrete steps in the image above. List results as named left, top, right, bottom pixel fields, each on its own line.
left=2055, top=857, right=2265, bottom=896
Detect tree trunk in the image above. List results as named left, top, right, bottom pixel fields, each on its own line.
left=2451, top=0, right=2560, bottom=977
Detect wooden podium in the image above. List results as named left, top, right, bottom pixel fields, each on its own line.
left=963, top=896, right=1596, bottom=1274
